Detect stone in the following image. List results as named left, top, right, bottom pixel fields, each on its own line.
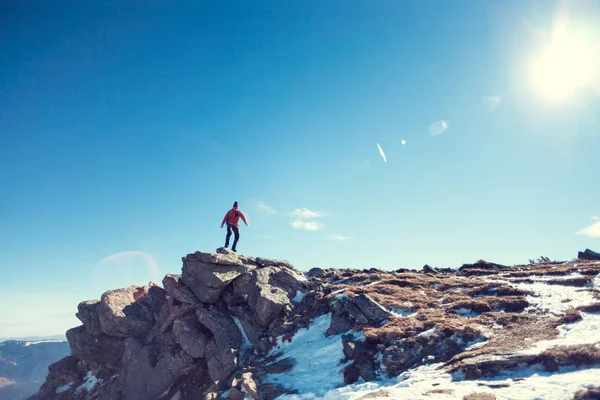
left=196, top=308, right=242, bottom=383
left=97, top=285, right=166, bottom=338
left=306, top=267, right=326, bottom=279
left=66, top=326, right=125, bottom=366
left=240, top=372, right=261, bottom=400
left=119, top=333, right=194, bottom=400
left=578, top=248, right=600, bottom=261
left=264, top=357, right=295, bottom=374
left=76, top=300, right=104, bottom=335
left=182, top=252, right=256, bottom=304
left=173, top=315, right=211, bottom=358
left=351, top=294, right=392, bottom=325
left=233, top=267, right=299, bottom=327
left=163, top=274, right=200, bottom=304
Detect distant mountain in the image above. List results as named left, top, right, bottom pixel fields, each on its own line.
left=0, top=335, right=66, bottom=343
left=0, top=340, right=70, bottom=400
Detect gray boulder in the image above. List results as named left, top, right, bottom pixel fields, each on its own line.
left=196, top=308, right=242, bottom=382
left=76, top=300, right=104, bottom=335
left=233, top=266, right=306, bottom=327
left=351, top=294, right=391, bottom=325
left=162, top=274, right=200, bottom=305
left=66, top=326, right=125, bottom=366
left=97, top=285, right=166, bottom=338
left=173, top=315, right=211, bottom=358
left=182, top=251, right=256, bottom=304
left=119, top=333, right=194, bottom=400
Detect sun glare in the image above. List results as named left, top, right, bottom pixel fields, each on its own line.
left=528, top=12, right=600, bottom=104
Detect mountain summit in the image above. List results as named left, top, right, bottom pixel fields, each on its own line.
left=32, top=249, right=600, bottom=400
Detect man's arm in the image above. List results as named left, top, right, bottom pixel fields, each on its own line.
left=240, top=212, right=249, bottom=226
left=221, top=211, right=230, bottom=228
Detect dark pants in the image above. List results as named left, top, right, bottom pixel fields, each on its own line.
left=225, top=223, right=240, bottom=250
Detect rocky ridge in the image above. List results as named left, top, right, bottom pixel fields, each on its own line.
left=32, top=248, right=600, bottom=400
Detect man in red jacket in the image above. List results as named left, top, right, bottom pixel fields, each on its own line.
left=220, top=201, right=249, bottom=252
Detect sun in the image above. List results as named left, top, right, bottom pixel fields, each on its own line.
left=528, top=13, right=600, bottom=104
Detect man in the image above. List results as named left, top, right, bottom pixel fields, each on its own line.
left=220, top=201, right=249, bottom=252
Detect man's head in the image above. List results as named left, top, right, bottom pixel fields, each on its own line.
left=233, top=201, right=238, bottom=209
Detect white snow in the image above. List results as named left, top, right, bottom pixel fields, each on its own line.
left=293, top=290, right=306, bottom=303
left=454, top=308, right=478, bottom=317
left=76, top=371, right=102, bottom=392
left=24, top=339, right=65, bottom=346
left=510, top=273, right=599, bottom=315
left=56, top=383, right=72, bottom=394
left=232, top=316, right=252, bottom=350
left=266, top=269, right=600, bottom=400
left=265, top=314, right=357, bottom=397
left=387, top=306, right=416, bottom=317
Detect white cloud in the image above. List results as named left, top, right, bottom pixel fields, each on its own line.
left=257, top=201, right=277, bottom=214
left=292, top=219, right=324, bottom=231
left=576, top=221, right=600, bottom=238
left=401, top=139, right=406, bottom=145
left=376, top=143, right=387, bottom=163
left=327, top=234, right=354, bottom=242
left=290, top=208, right=328, bottom=219
left=592, top=216, right=599, bottom=220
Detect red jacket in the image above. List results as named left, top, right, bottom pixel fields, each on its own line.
left=222, top=209, right=248, bottom=226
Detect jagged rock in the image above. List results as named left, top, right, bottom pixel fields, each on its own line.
left=233, top=266, right=303, bottom=327
left=264, top=357, right=295, bottom=373
left=307, top=267, right=326, bottom=278
left=173, top=315, right=211, bottom=358
left=578, top=248, right=600, bottom=261
left=157, top=361, right=212, bottom=400
left=382, top=342, right=419, bottom=377
left=66, top=326, right=125, bottom=365
left=351, top=294, right=392, bottom=325
left=343, top=363, right=360, bottom=384
left=228, top=387, right=245, bottom=400
left=573, top=385, right=600, bottom=399
left=217, top=247, right=236, bottom=255
left=97, top=285, right=166, bottom=338
left=76, top=300, right=104, bottom=335
left=196, top=308, right=242, bottom=382
left=163, top=274, right=201, bottom=305
left=182, top=251, right=256, bottom=304
left=422, top=264, right=438, bottom=274
left=327, top=313, right=353, bottom=336
left=255, top=257, right=295, bottom=270
left=32, top=356, right=85, bottom=400
left=119, top=333, right=194, bottom=400
left=240, top=372, right=260, bottom=400
left=342, top=337, right=356, bottom=360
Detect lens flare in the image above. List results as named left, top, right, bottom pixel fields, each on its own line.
left=376, top=143, right=387, bottom=163
left=428, top=120, right=449, bottom=136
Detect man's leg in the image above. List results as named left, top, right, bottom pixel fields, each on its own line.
left=232, top=225, right=240, bottom=252
left=225, top=224, right=232, bottom=248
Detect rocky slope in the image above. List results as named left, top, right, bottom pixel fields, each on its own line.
left=32, top=248, right=600, bottom=400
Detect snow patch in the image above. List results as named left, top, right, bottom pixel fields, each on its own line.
left=266, top=314, right=356, bottom=396
left=56, top=383, right=72, bottom=394
left=293, top=290, right=306, bottom=303
left=76, top=371, right=101, bottom=392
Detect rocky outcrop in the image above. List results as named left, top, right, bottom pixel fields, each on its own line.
left=578, top=248, right=600, bottom=261
left=32, top=249, right=600, bottom=400
left=182, top=251, right=256, bottom=303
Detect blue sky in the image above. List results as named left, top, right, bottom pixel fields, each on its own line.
left=1, top=0, right=599, bottom=337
